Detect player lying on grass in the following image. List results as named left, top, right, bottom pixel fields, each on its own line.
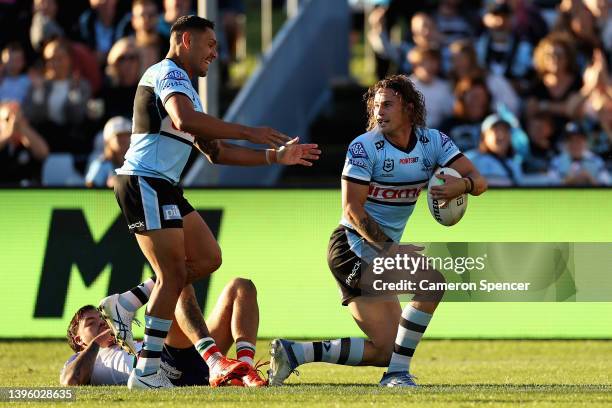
left=269, top=75, right=487, bottom=387
left=61, top=278, right=266, bottom=387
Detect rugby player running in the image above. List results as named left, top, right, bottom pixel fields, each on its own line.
left=106, top=15, right=320, bottom=389
left=269, top=75, right=486, bottom=387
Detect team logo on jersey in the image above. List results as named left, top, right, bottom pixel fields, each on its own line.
left=349, top=142, right=368, bottom=159
left=400, top=157, right=419, bottom=164
left=440, top=132, right=451, bottom=146
left=383, top=158, right=394, bottom=172
left=422, top=157, right=433, bottom=172
left=368, top=182, right=425, bottom=204
left=419, top=134, right=430, bottom=144
left=162, top=70, right=188, bottom=81
left=375, top=140, right=385, bottom=150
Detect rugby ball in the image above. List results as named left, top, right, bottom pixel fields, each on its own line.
left=427, top=167, right=468, bottom=226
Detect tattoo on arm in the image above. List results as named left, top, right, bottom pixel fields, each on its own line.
left=63, top=342, right=99, bottom=384
left=354, top=212, right=391, bottom=244
left=196, top=139, right=221, bottom=163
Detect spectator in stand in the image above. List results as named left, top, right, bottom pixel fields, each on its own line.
left=23, top=38, right=92, bottom=154
left=0, top=101, right=49, bottom=186
left=0, top=43, right=31, bottom=104
left=583, top=0, right=612, bottom=57
left=466, top=113, right=523, bottom=186
left=367, top=11, right=448, bottom=76
left=126, top=0, right=169, bottom=73
left=476, top=1, right=533, bottom=93
left=549, top=121, right=610, bottom=185
left=523, top=111, right=558, bottom=175
left=96, top=37, right=140, bottom=124
left=366, top=5, right=397, bottom=77
left=507, top=0, right=549, bottom=47
left=554, top=0, right=605, bottom=70
left=407, top=47, right=453, bottom=129
left=76, top=0, right=124, bottom=64
left=589, top=97, right=612, bottom=171
left=564, top=48, right=612, bottom=167
left=158, top=0, right=193, bottom=38
left=85, top=116, right=130, bottom=188
left=433, top=0, right=478, bottom=46
left=449, top=39, right=520, bottom=115
left=30, top=0, right=63, bottom=52
left=440, top=76, right=492, bottom=152
left=526, top=31, right=582, bottom=140
left=409, top=12, right=446, bottom=67
left=30, top=0, right=102, bottom=95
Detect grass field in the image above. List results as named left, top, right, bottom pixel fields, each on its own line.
left=1, top=340, right=611, bottom=407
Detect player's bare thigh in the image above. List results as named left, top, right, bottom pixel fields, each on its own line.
left=134, top=228, right=187, bottom=317
left=183, top=210, right=222, bottom=283
left=348, top=296, right=401, bottom=366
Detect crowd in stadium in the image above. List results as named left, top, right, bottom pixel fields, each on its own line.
left=0, top=0, right=243, bottom=187
left=1, top=0, right=611, bottom=187
left=366, top=0, right=612, bottom=186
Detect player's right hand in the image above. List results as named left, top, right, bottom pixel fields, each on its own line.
left=93, top=328, right=113, bottom=347
left=247, top=126, right=291, bottom=148
left=389, top=243, right=425, bottom=257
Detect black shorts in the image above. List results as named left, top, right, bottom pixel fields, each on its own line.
left=327, top=225, right=369, bottom=306
left=328, top=226, right=445, bottom=305
left=160, top=344, right=209, bottom=386
left=114, top=175, right=194, bottom=233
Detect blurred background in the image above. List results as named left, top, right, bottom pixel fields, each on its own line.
left=1, top=0, right=611, bottom=188
left=1, top=0, right=612, bottom=343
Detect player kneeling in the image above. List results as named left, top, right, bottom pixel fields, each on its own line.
left=60, top=278, right=267, bottom=388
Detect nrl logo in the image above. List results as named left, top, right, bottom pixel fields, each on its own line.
left=383, top=158, right=394, bottom=172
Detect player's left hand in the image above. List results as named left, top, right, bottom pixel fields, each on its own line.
left=429, top=173, right=467, bottom=207
left=277, top=137, right=321, bottom=166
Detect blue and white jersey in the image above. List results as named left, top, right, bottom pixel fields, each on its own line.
left=116, top=59, right=202, bottom=184
left=340, top=127, right=462, bottom=256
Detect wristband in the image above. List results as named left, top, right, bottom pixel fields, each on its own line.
left=265, top=149, right=272, bottom=165
left=466, top=176, right=474, bottom=194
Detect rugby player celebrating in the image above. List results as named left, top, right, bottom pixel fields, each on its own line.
left=108, top=15, right=320, bottom=389
left=270, top=75, right=486, bottom=387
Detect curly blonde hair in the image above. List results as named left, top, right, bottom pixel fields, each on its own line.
left=533, top=31, right=578, bottom=77
left=363, top=75, right=427, bottom=131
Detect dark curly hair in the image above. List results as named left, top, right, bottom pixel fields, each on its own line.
left=66, top=305, right=97, bottom=352
left=363, top=75, right=427, bottom=131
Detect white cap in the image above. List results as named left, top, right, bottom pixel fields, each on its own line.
left=103, top=116, right=132, bottom=142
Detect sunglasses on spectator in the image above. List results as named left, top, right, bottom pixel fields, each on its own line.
left=117, top=54, right=139, bottom=63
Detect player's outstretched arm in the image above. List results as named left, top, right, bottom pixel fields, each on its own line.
left=195, top=137, right=320, bottom=166
left=165, top=93, right=290, bottom=148
left=60, top=329, right=110, bottom=386
left=342, top=178, right=392, bottom=246
left=429, top=155, right=488, bottom=201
